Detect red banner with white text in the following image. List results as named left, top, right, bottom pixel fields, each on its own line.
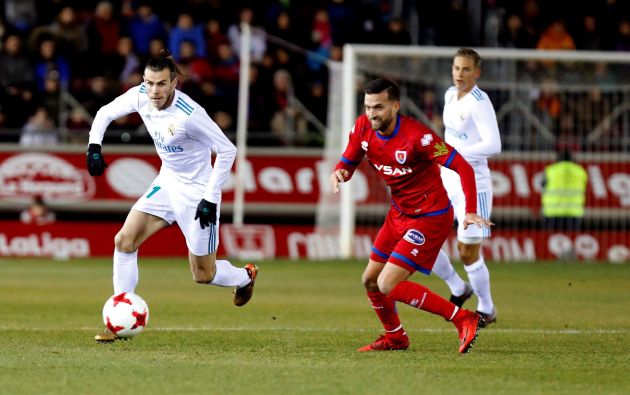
left=0, top=221, right=627, bottom=262
left=1, top=151, right=629, bottom=214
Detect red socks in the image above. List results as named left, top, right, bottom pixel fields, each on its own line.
left=388, top=281, right=459, bottom=321
left=366, top=291, right=402, bottom=332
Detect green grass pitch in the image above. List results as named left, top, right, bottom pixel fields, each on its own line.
left=1, top=258, right=629, bottom=395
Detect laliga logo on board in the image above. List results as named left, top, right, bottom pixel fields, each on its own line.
left=0, top=153, right=95, bottom=200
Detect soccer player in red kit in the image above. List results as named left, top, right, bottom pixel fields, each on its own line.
left=330, top=78, right=493, bottom=353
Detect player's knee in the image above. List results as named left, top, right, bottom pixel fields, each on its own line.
left=114, top=232, right=136, bottom=253
left=458, top=246, right=479, bottom=264
left=192, top=268, right=214, bottom=284
left=361, top=274, right=379, bottom=292
left=376, top=276, right=396, bottom=295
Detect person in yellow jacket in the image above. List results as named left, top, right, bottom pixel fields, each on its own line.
left=541, top=149, right=588, bottom=231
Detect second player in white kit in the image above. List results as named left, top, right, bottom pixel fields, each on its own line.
left=433, top=48, right=501, bottom=326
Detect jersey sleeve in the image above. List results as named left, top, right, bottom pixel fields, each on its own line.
left=88, top=86, right=141, bottom=145
left=187, top=107, right=237, bottom=203
left=334, top=118, right=366, bottom=180
left=457, top=98, right=501, bottom=160
left=417, top=131, right=478, bottom=214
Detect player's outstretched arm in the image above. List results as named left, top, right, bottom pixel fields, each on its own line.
left=330, top=169, right=349, bottom=194
left=463, top=213, right=494, bottom=230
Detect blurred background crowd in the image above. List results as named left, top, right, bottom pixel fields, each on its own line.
left=1, top=0, right=630, bottom=147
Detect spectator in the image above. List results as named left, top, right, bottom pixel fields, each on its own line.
left=203, top=19, right=229, bottom=62
left=106, top=36, right=141, bottom=83
left=269, top=68, right=296, bottom=144
left=20, top=194, right=56, bottom=226
left=87, top=1, right=121, bottom=56
left=19, top=106, right=58, bottom=146
left=537, top=19, right=575, bottom=50
left=33, top=35, right=70, bottom=92
left=0, top=34, right=34, bottom=88
left=311, top=9, right=333, bottom=49
left=614, top=20, right=630, bottom=51
left=126, top=4, right=167, bottom=56
left=381, top=17, right=411, bottom=45
left=169, top=13, right=206, bottom=61
left=48, top=6, right=89, bottom=63
left=576, top=15, right=601, bottom=50
left=499, top=14, right=538, bottom=48
left=4, top=0, right=37, bottom=33
left=227, top=7, right=267, bottom=62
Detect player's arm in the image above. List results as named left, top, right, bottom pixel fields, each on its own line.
left=189, top=108, right=237, bottom=228
left=457, top=100, right=501, bottom=160
left=87, top=86, right=141, bottom=176
left=425, top=134, right=493, bottom=229
left=330, top=121, right=365, bottom=194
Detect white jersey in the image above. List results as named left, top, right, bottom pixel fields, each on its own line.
left=442, top=85, right=501, bottom=190
left=88, top=84, right=236, bottom=204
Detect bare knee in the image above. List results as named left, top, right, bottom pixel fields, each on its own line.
left=114, top=231, right=137, bottom=253
left=458, top=246, right=480, bottom=264
left=192, top=267, right=214, bottom=284
left=376, top=275, right=396, bottom=295
left=361, top=273, right=379, bottom=292
left=190, top=255, right=216, bottom=284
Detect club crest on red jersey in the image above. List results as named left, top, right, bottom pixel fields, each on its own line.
left=403, top=229, right=425, bottom=245
left=395, top=150, right=407, bottom=164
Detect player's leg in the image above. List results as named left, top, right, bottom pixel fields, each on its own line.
left=432, top=249, right=472, bottom=306
left=357, top=209, right=408, bottom=352
left=357, top=258, right=409, bottom=351
left=97, top=183, right=172, bottom=343
left=113, top=209, right=169, bottom=293
left=459, top=240, right=496, bottom=326
left=458, top=189, right=496, bottom=326
left=177, top=200, right=255, bottom=306
left=383, top=212, right=483, bottom=353
left=434, top=168, right=471, bottom=304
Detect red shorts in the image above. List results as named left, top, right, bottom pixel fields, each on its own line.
left=370, top=206, right=454, bottom=275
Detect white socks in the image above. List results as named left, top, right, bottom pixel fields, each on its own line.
left=210, top=260, right=250, bottom=288
left=113, top=249, right=138, bottom=294
left=465, top=257, right=494, bottom=314
left=432, top=249, right=467, bottom=296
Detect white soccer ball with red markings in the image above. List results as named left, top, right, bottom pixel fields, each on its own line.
left=102, top=292, right=149, bottom=338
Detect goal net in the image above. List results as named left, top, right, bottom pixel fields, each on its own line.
left=317, top=45, right=630, bottom=261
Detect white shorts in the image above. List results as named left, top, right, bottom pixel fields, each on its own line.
left=131, top=172, right=220, bottom=256
left=441, top=167, right=492, bottom=241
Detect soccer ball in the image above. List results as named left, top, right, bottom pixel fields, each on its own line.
left=102, top=292, right=149, bottom=338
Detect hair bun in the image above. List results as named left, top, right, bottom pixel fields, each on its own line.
left=160, top=49, right=171, bottom=58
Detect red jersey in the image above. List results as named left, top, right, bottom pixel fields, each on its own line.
left=335, top=114, right=477, bottom=216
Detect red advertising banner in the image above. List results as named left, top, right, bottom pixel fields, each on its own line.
left=1, top=221, right=627, bottom=262
left=1, top=151, right=628, bottom=214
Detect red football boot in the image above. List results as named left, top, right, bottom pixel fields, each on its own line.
left=453, top=310, right=483, bottom=353
left=357, top=331, right=410, bottom=352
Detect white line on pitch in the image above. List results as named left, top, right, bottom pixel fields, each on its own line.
left=1, top=326, right=628, bottom=335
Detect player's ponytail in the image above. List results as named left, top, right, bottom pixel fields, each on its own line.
left=145, top=49, right=188, bottom=81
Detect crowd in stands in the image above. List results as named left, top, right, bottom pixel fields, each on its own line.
left=1, top=0, right=630, bottom=147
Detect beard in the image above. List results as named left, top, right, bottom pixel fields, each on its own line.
left=370, top=115, right=394, bottom=132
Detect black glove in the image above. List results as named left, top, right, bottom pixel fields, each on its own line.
left=86, top=144, right=108, bottom=176
left=195, top=199, right=217, bottom=229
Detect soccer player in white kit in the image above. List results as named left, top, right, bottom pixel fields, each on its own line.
left=87, top=50, right=258, bottom=342
left=432, top=48, right=501, bottom=327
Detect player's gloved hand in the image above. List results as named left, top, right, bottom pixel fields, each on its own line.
left=86, top=144, right=108, bottom=176
left=195, top=199, right=217, bottom=229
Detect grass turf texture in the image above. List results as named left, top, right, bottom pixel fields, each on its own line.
left=1, top=258, right=629, bottom=395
